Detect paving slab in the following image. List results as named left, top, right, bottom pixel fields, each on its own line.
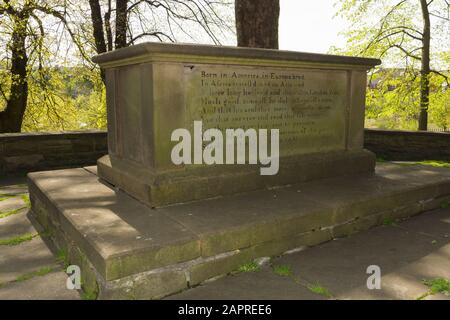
left=29, top=168, right=201, bottom=280
left=0, top=196, right=26, bottom=212
left=170, top=208, right=450, bottom=300
left=163, top=187, right=332, bottom=257
left=27, top=162, right=450, bottom=299
left=0, top=236, right=59, bottom=284
left=0, top=176, right=81, bottom=300
left=0, top=209, right=36, bottom=240
left=395, top=208, right=450, bottom=239
left=83, top=166, right=98, bottom=175
left=0, top=177, right=28, bottom=194
left=167, top=265, right=326, bottom=300
left=276, top=226, right=450, bottom=300
left=0, top=270, right=81, bottom=300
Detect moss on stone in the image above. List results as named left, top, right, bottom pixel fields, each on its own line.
left=15, top=266, right=54, bottom=282
left=0, top=233, right=37, bottom=246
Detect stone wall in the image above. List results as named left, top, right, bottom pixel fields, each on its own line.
left=364, top=129, right=450, bottom=161
left=0, top=131, right=107, bottom=175
left=1, top=129, right=448, bottom=175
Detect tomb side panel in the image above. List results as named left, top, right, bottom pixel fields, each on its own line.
left=116, top=65, right=143, bottom=163
left=185, top=64, right=348, bottom=158
left=347, top=70, right=367, bottom=150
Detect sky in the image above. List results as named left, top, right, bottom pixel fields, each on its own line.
left=279, top=0, right=348, bottom=54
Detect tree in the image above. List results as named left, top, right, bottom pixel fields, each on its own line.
left=115, top=0, right=128, bottom=49
left=235, top=0, right=279, bottom=49
left=0, top=0, right=90, bottom=133
left=0, top=0, right=233, bottom=132
left=418, top=0, right=431, bottom=130
left=334, top=0, right=449, bottom=131
left=0, top=1, right=30, bottom=133
left=86, top=0, right=234, bottom=83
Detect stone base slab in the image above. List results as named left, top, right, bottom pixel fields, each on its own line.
left=28, top=163, right=450, bottom=299
left=97, top=149, right=376, bottom=207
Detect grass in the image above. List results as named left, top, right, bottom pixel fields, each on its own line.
left=81, top=291, right=98, bottom=300
left=237, top=262, right=260, bottom=273
left=0, top=207, right=26, bottom=219
left=0, top=194, right=30, bottom=219
left=272, top=264, right=293, bottom=277
left=56, top=249, right=70, bottom=268
left=415, top=160, right=450, bottom=168
left=441, top=201, right=449, bottom=209
left=382, top=217, right=396, bottom=226
left=423, top=278, right=450, bottom=296
left=15, top=267, right=54, bottom=282
left=0, top=233, right=37, bottom=246
left=307, top=282, right=333, bottom=298
left=269, top=263, right=334, bottom=299
left=395, top=160, right=450, bottom=168
left=21, top=194, right=31, bottom=208
left=0, top=194, right=15, bottom=202
left=80, top=280, right=100, bottom=300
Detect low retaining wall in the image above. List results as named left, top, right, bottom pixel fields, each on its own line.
left=1, top=129, right=449, bottom=175
left=364, top=129, right=450, bottom=161
left=0, top=131, right=107, bottom=175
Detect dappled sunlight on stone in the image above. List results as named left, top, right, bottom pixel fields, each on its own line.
left=27, top=162, right=450, bottom=299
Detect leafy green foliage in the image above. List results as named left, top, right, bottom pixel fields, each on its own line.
left=332, top=0, right=450, bottom=131
left=307, top=282, right=333, bottom=298
left=272, top=264, right=293, bottom=277
left=422, top=278, right=450, bottom=296
left=1, top=59, right=105, bottom=132
left=237, top=262, right=260, bottom=273
left=364, top=71, right=449, bottom=130
left=17, top=66, right=106, bottom=132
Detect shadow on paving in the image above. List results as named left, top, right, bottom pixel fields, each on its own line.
left=169, top=208, right=450, bottom=300
left=2, top=173, right=449, bottom=300
left=0, top=176, right=80, bottom=300
left=0, top=176, right=27, bottom=189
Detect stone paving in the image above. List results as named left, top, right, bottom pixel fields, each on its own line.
left=0, top=174, right=449, bottom=300
left=170, top=207, right=450, bottom=300
left=0, top=176, right=80, bottom=300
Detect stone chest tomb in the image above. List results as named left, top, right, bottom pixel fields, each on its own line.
left=27, top=43, right=450, bottom=299
left=92, top=42, right=380, bottom=207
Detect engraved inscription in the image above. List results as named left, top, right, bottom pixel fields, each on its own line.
left=185, top=65, right=348, bottom=156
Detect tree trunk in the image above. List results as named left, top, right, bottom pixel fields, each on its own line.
left=88, top=0, right=107, bottom=83
left=419, top=0, right=431, bottom=131
left=235, top=0, right=279, bottom=49
left=0, top=16, right=29, bottom=133
left=115, top=0, right=128, bottom=49
left=89, top=0, right=107, bottom=54
left=105, top=0, right=113, bottom=51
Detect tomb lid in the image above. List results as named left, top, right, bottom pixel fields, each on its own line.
left=92, top=42, right=381, bottom=69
